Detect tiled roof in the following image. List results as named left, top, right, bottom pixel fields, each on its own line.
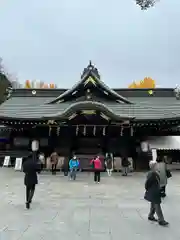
left=48, top=72, right=132, bottom=104
left=2, top=62, right=178, bottom=121
left=0, top=99, right=132, bottom=120
left=0, top=94, right=180, bottom=120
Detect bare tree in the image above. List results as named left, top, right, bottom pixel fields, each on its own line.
left=135, top=0, right=158, bottom=10
left=0, top=58, right=4, bottom=73
left=0, top=58, right=13, bottom=103
left=0, top=58, right=21, bottom=88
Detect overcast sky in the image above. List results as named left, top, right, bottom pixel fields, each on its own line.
left=0, top=0, right=179, bottom=87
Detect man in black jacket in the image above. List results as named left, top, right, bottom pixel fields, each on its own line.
left=121, top=157, right=130, bottom=176
left=23, top=154, right=41, bottom=209
left=144, top=160, right=169, bottom=226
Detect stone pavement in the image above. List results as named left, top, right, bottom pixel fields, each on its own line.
left=0, top=169, right=180, bottom=240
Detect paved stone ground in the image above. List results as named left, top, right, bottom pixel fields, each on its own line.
left=0, top=169, right=179, bottom=240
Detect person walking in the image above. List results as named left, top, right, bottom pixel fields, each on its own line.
left=121, top=157, right=130, bottom=176
left=63, top=157, right=69, bottom=176
left=38, top=152, right=45, bottom=172
left=50, top=151, right=58, bottom=175
left=90, top=156, right=102, bottom=183
left=144, top=160, right=169, bottom=226
left=156, top=157, right=170, bottom=198
left=69, top=156, right=79, bottom=180
left=23, top=154, right=41, bottom=209
left=105, top=154, right=113, bottom=176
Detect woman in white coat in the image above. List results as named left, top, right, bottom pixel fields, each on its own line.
left=156, top=157, right=167, bottom=198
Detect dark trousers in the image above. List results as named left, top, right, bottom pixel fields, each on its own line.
left=51, top=163, right=57, bottom=174
left=122, top=167, right=129, bottom=176
left=94, top=171, right=100, bottom=182
left=148, top=203, right=165, bottom=222
left=26, top=185, right=35, bottom=203
left=64, top=171, right=68, bottom=176
left=38, top=163, right=43, bottom=174
left=160, top=186, right=166, bottom=197
left=70, top=168, right=77, bottom=180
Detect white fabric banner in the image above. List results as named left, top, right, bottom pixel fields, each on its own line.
left=152, top=149, right=157, bottom=162
left=141, top=141, right=149, bottom=152
left=3, top=156, right=10, bottom=167
left=14, top=158, right=23, bottom=171
left=31, top=140, right=39, bottom=151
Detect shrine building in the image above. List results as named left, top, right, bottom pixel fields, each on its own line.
left=0, top=62, right=180, bottom=170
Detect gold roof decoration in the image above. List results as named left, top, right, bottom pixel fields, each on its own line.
left=148, top=90, right=154, bottom=95
left=84, top=76, right=96, bottom=86
left=68, top=113, right=77, bottom=120
left=81, top=110, right=96, bottom=115
left=47, top=120, right=57, bottom=125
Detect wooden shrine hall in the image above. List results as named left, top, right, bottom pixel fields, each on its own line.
left=0, top=61, right=180, bottom=170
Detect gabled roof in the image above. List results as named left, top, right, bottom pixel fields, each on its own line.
left=44, top=101, right=134, bottom=120
left=48, top=61, right=132, bottom=104
left=0, top=64, right=180, bottom=122
left=0, top=96, right=180, bottom=121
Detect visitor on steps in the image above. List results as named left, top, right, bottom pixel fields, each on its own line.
left=144, top=160, right=169, bottom=226
left=105, top=154, right=113, bottom=176
left=69, top=156, right=79, bottom=180
left=23, top=153, right=41, bottom=209
left=90, top=156, right=102, bottom=183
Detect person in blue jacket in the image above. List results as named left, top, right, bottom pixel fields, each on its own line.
left=69, top=156, right=79, bottom=180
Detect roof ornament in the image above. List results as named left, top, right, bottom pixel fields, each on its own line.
left=85, top=89, right=92, bottom=99
left=32, top=90, right=36, bottom=95
left=88, top=60, right=93, bottom=69
left=81, top=61, right=100, bottom=79
left=47, top=120, right=57, bottom=125
left=84, top=76, right=96, bottom=86
left=174, top=85, right=180, bottom=100
left=6, top=86, right=13, bottom=99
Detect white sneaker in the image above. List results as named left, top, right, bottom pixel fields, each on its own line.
left=97, top=182, right=100, bottom=184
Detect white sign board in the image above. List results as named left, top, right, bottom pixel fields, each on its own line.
left=152, top=149, right=157, bottom=162
left=3, top=156, right=10, bottom=167
left=14, top=158, right=23, bottom=171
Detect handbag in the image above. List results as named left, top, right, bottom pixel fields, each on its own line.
left=166, top=169, right=172, bottom=178
left=90, top=160, right=95, bottom=169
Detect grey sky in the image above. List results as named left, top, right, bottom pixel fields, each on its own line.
left=0, top=0, right=179, bottom=87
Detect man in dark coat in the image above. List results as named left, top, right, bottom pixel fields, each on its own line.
left=121, top=157, right=130, bottom=176
left=23, top=154, right=41, bottom=209
left=144, top=160, right=169, bottom=226
left=63, top=157, right=69, bottom=176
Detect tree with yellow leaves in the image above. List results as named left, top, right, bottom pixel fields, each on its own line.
left=128, top=77, right=156, bottom=88
left=24, top=80, right=57, bottom=89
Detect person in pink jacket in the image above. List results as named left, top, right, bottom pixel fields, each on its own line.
left=90, top=156, right=102, bottom=183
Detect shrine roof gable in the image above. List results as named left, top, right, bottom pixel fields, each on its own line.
left=47, top=61, right=132, bottom=104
